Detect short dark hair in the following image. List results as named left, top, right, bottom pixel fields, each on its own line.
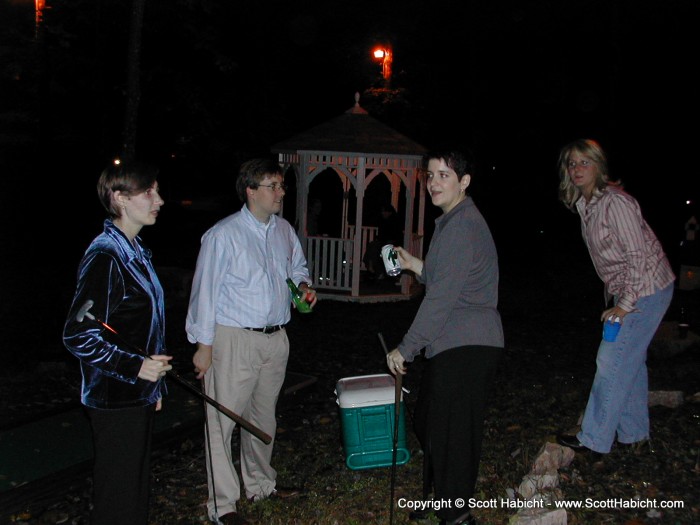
left=97, top=161, right=159, bottom=219
left=422, top=150, right=475, bottom=180
left=236, top=158, right=284, bottom=203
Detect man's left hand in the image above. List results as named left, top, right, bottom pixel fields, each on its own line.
left=299, top=283, right=318, bottom=308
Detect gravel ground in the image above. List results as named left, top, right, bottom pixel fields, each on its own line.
left=2, top=249, right=699, bottom=524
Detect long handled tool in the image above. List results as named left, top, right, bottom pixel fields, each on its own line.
left=76, top=300, right=272, bottom=444
left=201, top=377, right=219, bottom=522
left=378, top=332, right=402, bottom=525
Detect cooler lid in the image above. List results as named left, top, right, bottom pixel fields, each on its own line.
left=335, top=373, right=402, bottom=408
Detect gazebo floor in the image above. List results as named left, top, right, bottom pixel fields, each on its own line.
left=315, top=273, right=424, bottom=303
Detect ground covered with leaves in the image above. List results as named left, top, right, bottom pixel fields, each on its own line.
left=1, top=251, right=699, bottom=524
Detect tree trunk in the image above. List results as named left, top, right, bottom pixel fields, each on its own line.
left=121, top=0, right=145, bottom=162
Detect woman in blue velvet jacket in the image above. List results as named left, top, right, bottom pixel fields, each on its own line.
left=63, top=161, right=172, bottom=525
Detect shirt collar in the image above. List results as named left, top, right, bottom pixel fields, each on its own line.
left=103, top=219, right=150, bottom=263
left=435, top=196, right=471, bottom=226
left=575, top=187, right=606, bottom=215
left=242, top=204, right=277, bottom=230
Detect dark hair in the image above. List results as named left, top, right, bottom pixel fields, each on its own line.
left=97, top=161, right=159, bottom=219
left=422, top=150, right=475, bottom=180
left=236, top=158, right=284, bottom=202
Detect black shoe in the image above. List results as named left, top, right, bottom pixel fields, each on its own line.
left=617, top=438, right=652, bottom=454
left=556, top=434, right=590, bottom=451
left=212, top=512, right=249, bottom=525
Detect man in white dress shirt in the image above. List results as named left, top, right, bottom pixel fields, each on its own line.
left=186, top=158, right=317, bottom=525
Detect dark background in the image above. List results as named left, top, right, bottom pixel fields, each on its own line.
left=1, top=0, right=698, bottom=361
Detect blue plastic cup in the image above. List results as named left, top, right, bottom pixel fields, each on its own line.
left=602, top=318, right=621, bottom=342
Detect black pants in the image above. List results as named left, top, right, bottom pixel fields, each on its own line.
left=413, top=345, right=503, bottom=522
left=87, top=404, right=155, bottom=525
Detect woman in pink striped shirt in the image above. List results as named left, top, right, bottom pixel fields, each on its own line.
left=555, top=139, right=675, bottom=454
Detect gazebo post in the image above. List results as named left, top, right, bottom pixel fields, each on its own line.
left=351, top=160, right=367, bottom=297
left=417, top=172, right=426, bottom=255
left=296, top=164, right=307, bottom=234
left=401, top=174, right=415, bottom=294
left=390, top=175, right=400, bottom=214
left=341, top=177, right=351, bottom=239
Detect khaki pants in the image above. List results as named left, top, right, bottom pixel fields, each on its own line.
left=203, top=325, right=289, bottom=518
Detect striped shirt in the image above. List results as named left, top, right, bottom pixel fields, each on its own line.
left=186, top=205, right=310, bottom=345
left=576, top=186, right=675, bottom=312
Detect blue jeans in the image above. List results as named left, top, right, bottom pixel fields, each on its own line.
left=577, top=283, right=673, bottom=453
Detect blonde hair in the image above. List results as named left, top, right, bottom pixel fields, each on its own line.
left=557, top=139, right=619, bottom=210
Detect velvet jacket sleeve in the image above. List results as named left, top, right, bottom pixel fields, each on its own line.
left=63, top=222, right=167, bottom=409
left=64, top=252, right=146, bottom=382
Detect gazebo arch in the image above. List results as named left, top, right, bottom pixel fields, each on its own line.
left=272, top=94, right=427, bottom=302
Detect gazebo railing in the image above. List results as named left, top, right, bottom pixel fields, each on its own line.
left=306, top=236, right=353, bottom=291
left=306, top=232, right=423, bottom=295
left=344, top=225, right=378, bottom=270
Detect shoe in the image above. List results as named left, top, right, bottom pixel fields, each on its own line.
left=556, top=434, right=590, bottom=451
left=617, top=438, right=652, bottom=454
left=249, top=486, right=302, bottom=502
left=271, top=486, right=302, bottom=499
left=213, top=512, right=249, bottom=525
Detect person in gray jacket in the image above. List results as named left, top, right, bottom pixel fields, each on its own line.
left=387, top=150, right=504, bottom=525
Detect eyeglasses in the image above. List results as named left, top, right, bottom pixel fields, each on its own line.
left=257, top=183, right=287, bottom=192
left=567, top=159, right=592, bottom=169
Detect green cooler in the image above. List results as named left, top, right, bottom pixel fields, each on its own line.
left=335, top=373, right=410, bottom=470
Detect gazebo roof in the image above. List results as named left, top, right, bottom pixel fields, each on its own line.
left=272, top=96, right=427, bottom=156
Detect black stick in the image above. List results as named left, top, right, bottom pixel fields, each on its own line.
left=77, top=300, right=272, bottom=444
left=201, top=377, right=220, bottom=520
left=378, top=332, right=401, bottom=525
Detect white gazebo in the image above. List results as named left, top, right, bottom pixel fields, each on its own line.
left=272, top=94, right=428, bottom=302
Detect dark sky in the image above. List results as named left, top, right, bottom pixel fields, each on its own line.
left=1, top=0, right=698, bottom=274
left=1, top=0, right=698, bottom=358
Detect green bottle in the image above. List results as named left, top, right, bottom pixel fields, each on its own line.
left=286, top=278, right=312, bottom=313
